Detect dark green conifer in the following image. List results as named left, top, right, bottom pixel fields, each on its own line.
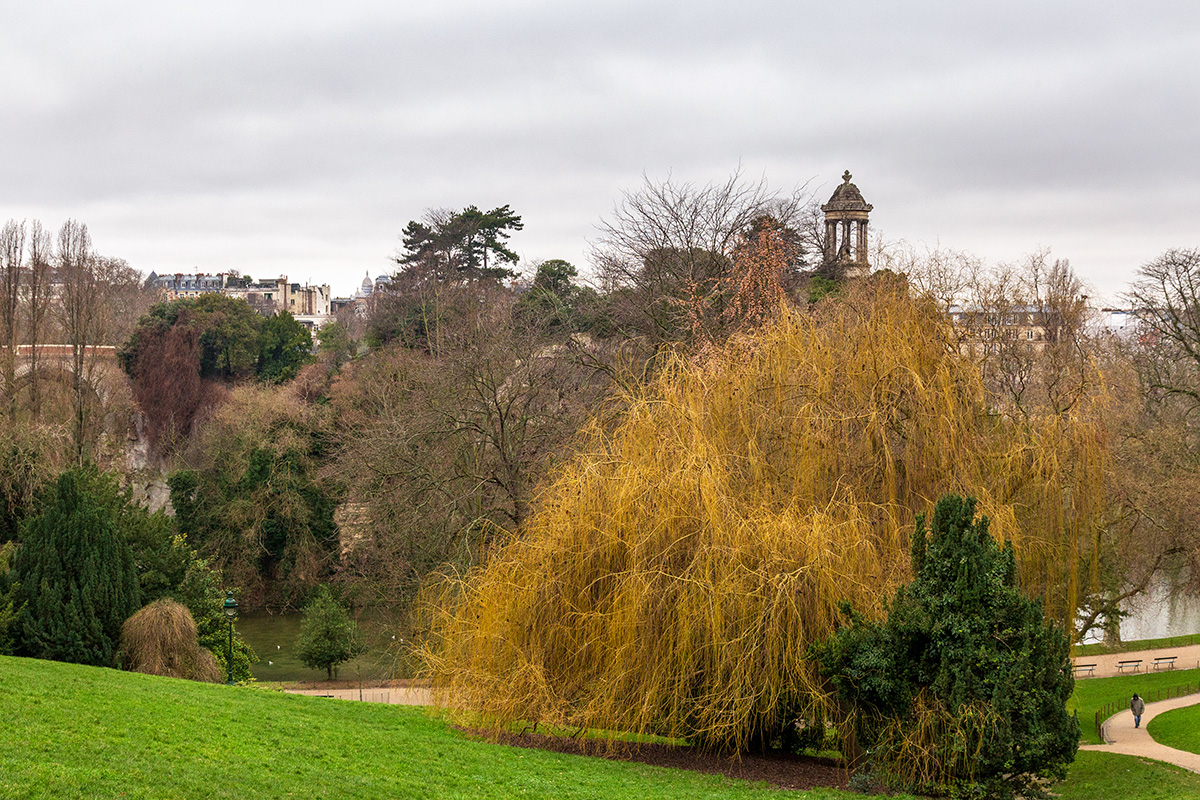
left=12, top=468, right=142, bottom=666
left=813, top=494, right=1079, bottom=799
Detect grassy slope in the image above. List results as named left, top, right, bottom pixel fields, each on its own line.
left=1058, top=751, right=1200, bottom=800
left=0, top=656, right=891, bottom=800
left=6, top=655, right=1200, bottom=799
left=1068, top=667, right=1200, bottom=743
left=1147, top=704, right=1200, bottom=755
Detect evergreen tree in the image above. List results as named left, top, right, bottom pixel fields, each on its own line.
left=0, top=541, right=17, bottom=655
left=257, top=311, right=313, bottom=384
left=295, top=586, right=366, bottom=679
left=397, top=204, right=523, bottom=283
left=813, top=494, right=1079, bottom=799
left=11, top=468, right=142, bottom=666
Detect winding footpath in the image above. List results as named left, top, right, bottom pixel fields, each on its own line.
left=1077, top=643, right=1200, bottom=772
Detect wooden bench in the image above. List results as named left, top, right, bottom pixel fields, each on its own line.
left=1117, top=659, right=1143, bottom=674
left=1073, top=663, right=1097, bottom=677
left=1154, top=656, right=1178, bottom=671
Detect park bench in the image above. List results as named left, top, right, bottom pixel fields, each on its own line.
left=1153, top=655, right=1178, bottom=671
left=1117, top=659, right=1143, bottom=674
left=1073, top=663, right=1097, bottom=677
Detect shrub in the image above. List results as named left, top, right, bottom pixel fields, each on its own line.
left=172, top=552, right=257, bottom=682
left=812, top=495, right=1079, bottom=799
left=0, top=423, right=62, bottom=545
left=119, top=599, right=221, bottom=682
left=295, top=586, right=366, bottom=679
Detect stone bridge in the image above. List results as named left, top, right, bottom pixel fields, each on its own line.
left=6, top=344, right=123, bottom=402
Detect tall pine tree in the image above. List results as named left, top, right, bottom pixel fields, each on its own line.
left=12, top=468, right=142, bottom=666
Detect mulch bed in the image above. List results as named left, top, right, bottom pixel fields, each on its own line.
left=470, top=728, right=849, bottom=792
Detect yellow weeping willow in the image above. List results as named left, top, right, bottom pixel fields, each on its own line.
left=418, top=283, right=1107, bottom=751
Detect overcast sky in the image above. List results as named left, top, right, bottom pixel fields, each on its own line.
left=2, top=1, right=1196, bottom=302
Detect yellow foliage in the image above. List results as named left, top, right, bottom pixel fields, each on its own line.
left=419, top=283, right=1107, bottom=751
left=870, top=690, right=999, bottom=793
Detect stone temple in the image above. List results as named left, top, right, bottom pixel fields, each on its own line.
left=821, top=170, right=873, bottom=279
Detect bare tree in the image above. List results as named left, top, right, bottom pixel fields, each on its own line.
left=592, top=170, right=810, bottom=348
left=329, top=285, right=614, bottom=598
left=1124, top=248, right=1200, bottom=408
left=24, top=221, right=53, bottom=420
left=95, top=255, right=155, bottom=347
left=56, top=220, right=100, bottom=464
left=1023, top=252, right=1092, bottom=414
left=1, top=220, right=26, bottom=419
left=949, top=250, right=1093, bottom=419
left=895, top=242, right=981, bottom=312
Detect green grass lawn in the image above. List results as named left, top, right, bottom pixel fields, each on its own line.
left=1056, top=750, right=1200, bottom=800
left=1147, top=704, right=1200, bottom=755
left=6, top=655, right=1200, bottom=800
left=1068, top=667, right=1200, bottom=743
left=0, top=656, right=902, bottom=800
left=1074, top=633, right=1200, bottom=658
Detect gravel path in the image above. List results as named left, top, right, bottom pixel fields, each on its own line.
left=1072, top=644, right=1200, bottom=679
left=285, top=686, right=431, bottom=705
left=1080, top=690, right=1200, bottom=773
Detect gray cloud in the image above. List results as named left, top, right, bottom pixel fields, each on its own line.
left=2, top=1, right=1197, bottom=300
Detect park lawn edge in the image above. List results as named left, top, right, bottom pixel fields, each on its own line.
left=0, top=655, right=890, bottom=800
left=1147, top=703, right=1200, bottom=756
left=6, top=655, right=1200, bottom=799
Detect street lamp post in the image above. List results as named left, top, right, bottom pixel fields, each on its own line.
left=223, top=590, right=239, bottom=685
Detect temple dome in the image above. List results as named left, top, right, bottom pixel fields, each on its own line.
left=821, top=170, right=873, bottom=213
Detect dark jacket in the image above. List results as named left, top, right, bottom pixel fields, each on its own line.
left=1131, top=696, right=1146, bottom=716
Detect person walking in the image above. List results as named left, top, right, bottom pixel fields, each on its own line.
left=1131, top=693, right=1146, bottom=728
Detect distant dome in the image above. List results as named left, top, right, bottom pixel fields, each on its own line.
left=361, top=272, right=372, bottom=295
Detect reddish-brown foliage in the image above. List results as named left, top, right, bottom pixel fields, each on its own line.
left=130, top=325, right=223, bottom=457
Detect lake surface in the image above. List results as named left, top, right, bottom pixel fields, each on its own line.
left=234, top=606, right=415, bottom=683
left=1121, top=579, right=1200, bottom=641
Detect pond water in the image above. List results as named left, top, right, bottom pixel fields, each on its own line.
left=234, top=607, right=415, bottom=683
left=1121, top=579, right=1200, bottom=642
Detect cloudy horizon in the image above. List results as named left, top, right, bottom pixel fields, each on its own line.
left=2, top=1, right=1197, bottom=302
